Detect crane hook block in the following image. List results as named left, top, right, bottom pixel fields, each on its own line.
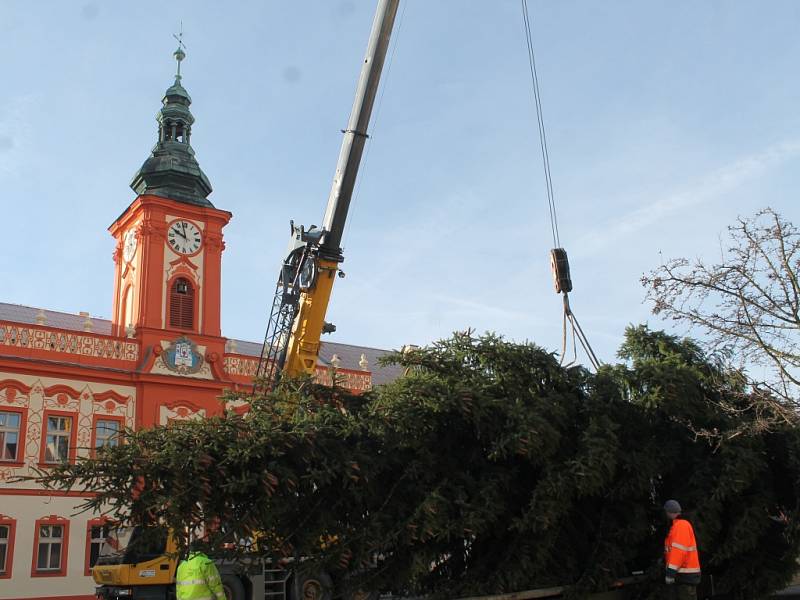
left=550, top=248, right=573, bottom=294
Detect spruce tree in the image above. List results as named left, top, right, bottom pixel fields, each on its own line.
left=31, top=328, right=800, bottom=599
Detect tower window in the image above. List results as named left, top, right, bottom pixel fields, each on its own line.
left=169, top=278, right=194, bottom=330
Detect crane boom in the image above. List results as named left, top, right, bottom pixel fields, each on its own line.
left=255, top=0, right=400, bottom=389
left=320, top=0, right=399, bottom=261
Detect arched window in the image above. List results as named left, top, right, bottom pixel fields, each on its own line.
left=121, top=286, right=133, bottom=330
left=169, top=278, right=194, bottom=330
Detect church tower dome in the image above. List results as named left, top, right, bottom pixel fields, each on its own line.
left=110, top=39, right=231, bottom=341
left=130, top=43, right=214, bottom=207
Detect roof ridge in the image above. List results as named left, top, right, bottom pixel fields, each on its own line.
left=0, top=303, right=399, bottom=354
left=228, top=337, right=396, bottom=354
left=321, top=340, right=399, bottom=353
left=0, top=301, right=109, bottom=322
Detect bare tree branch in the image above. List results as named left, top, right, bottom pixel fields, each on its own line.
left=642, top=208, right=800, bottom=410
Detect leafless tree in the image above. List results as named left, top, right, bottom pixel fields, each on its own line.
left=642, top=208, right=800, bottom=410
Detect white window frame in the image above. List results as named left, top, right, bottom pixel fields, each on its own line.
left=0, top=411, right=21, bottom=462
left=88, top=523, right=109, bottom=569
left=45, top=416, right=72, bottom=464
left=0, top=523, right=9, bottom=575
left=36, top=524, right=64, bottom=572
left=95, top=420, right=120, bottom=449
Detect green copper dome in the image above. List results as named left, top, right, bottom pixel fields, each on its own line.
left=130, top=46, right=213, bottom=207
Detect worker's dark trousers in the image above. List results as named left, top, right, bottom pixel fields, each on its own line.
left=665, top=583, right=697, bottom=600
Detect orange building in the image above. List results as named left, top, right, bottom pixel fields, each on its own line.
left=0, top=50, right=400, bottom=600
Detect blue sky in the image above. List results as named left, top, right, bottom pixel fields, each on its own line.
left=1, top=1, right=799, bottom=364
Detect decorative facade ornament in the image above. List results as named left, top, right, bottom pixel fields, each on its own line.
left=223, top=355, right=259, bottom=377
left=161, top=336, right=204, bottom=374
left=225, top=339, right=237, bottom=353
left=204, top=232, right=224, bottom=251
left=81, top=312, right=93, bottom=332
left=35, top=309, right=47, bottom=326
left=159, top=401, right=205, bottom=426
left=0, top=324, right=138, bottom=361
left=125, top=324, right=136, bottom=338
left=359, top=353, right=369, bottom=371
left=330, top=354, right=341, bottom=369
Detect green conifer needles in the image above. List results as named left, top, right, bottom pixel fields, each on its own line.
left=31, top=328, right=800, bottom=599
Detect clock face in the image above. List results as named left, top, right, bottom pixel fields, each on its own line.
left=167, top=220, right=202, bottom=255
left=123, top=229, right=137, bottom=263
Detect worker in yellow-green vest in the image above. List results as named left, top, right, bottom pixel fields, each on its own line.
left=175, top=543, right=226, bottom=600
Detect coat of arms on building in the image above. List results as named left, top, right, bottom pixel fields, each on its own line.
left=162, top=336, right=204, bottom=374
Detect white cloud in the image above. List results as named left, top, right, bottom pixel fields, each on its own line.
left=575, top=140, right=800, bottom=255
left=430, top=292, right=547, bottom=327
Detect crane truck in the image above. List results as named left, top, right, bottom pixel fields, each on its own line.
left=93, top=2, right=402, bottom=600
left=91, top=2, right=649, bottom=600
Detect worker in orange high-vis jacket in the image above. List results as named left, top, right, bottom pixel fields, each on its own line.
left=663, top=499, right=701, bottom=600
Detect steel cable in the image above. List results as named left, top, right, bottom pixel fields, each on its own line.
left=521, top=0, right=560, bottom=249
left=521, top=1, right=602, bottom=371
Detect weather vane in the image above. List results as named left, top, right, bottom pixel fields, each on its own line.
left=173, top=22, right=186, bottom=80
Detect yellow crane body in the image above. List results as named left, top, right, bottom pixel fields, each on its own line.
left=284, top=258, right=339, bottom=377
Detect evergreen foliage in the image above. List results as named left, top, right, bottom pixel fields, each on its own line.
left=31, top=328, right=800, bottom=599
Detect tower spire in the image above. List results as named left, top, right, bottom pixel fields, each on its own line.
left=173, top=26, right=186, bottom=83
left=129, top=34, right=213, bottom=207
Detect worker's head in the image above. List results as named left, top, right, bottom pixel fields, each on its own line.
left=663, top=499, right=682, bottom=520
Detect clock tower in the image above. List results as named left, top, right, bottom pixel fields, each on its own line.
left=109, top=44, right=231, bottom=346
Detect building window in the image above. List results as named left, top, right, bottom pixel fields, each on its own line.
left=42, top=414, right=74, bottom=464
left=169, top=277, right=194, bottom=330
left=0, top=516, right=16, bottom=579
left=37, top=525, right=64, bottom=571
left=95, top=419, right=121, bottom=450
left=0, top=525, right=8, bottom=576
left=31, top=518, right=69, bottom=577
left=85, top=520, right=110, bottom=575
left=0, top=411, right=21, bottom=462
left=122, top=285, right=133, bottom=331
